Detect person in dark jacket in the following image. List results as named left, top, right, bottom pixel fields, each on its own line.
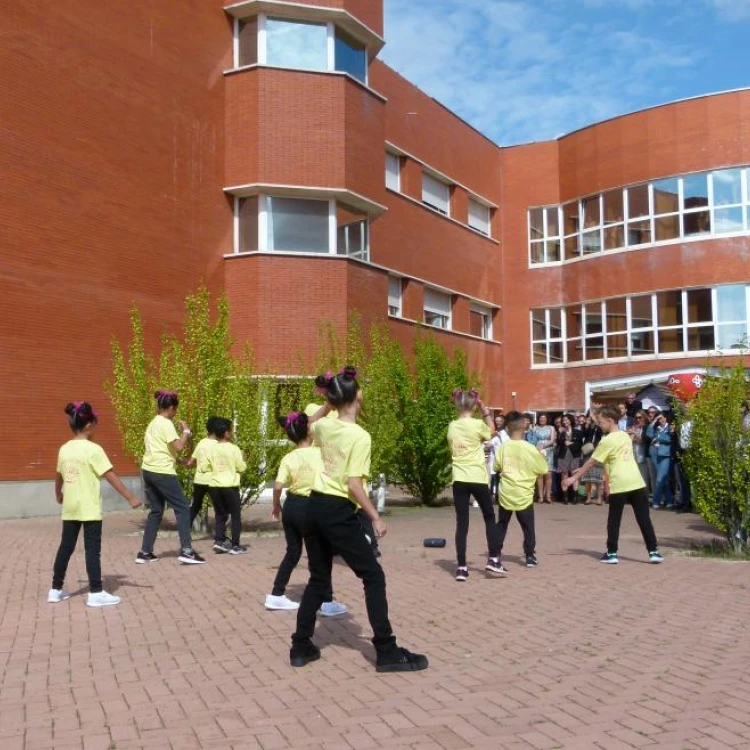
left=555, top=414, right=583, bottom=504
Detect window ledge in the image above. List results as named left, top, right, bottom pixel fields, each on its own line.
left=389, top=314, right=502, bottom=346
left=531, top=349, right=745, bottom=369
left=387, top=189, right=500, bottom=245
left=224, top=64, right=387, bottom=102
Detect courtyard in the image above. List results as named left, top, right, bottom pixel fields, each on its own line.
left=0, top=503, right=748, bottom=750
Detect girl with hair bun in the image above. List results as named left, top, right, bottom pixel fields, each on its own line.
left=136, top=390, right=206, bottom=565
left=448, top=389, right=505, bottom=582
left=290, top=366, right=428, bottom=673
left=50, top=402, right=142, bottom=607
left=265, top=412, right=347, bottom=616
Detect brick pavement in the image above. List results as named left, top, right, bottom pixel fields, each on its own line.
left=1, top=501, right=749, bottom=750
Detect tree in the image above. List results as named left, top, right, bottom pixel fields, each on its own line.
left=107, top=287, right=285, bottom=509
left=683, top=361, right=750, bottom=554
left=391, top=333, right=473, bottom=506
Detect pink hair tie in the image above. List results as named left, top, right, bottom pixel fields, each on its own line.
left=284, top=411, right=300, bottom=429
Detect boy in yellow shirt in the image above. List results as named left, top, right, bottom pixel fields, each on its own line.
left=564, top=405, right=663, bottom=565
left=206, top=418, right=248, bottom=555
left=493, top=411, right=549, bottom=571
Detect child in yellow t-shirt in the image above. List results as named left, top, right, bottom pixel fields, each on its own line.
left=265, top=412, right=347, bottom=617
left=565, top=404, right=663, bottom=565
left=447, top=389, right=504, bottom=581
left=186, top=417, right=218, bottom=527
left=493, top=411, right=550, bottom=572
left=206, top=417, right=248, bottom=555
left=50, top=402, right=142, bottom=607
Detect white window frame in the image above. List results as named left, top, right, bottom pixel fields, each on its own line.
left=468, top=198, right=491, bottom=237
left=386, top=152, right=401, bottom=192
left=423, top=287, right=452, bottom=330
left=388, top=276, right=402, bottom=317
left=337, top=218, right=369, bottom=261
left=469, top=305, right=493, bottom=340
left=422, top=172, right=451, bottom=216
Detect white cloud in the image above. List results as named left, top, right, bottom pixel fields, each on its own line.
left=382, top=0, right=703, bottom=145
left=708, top=0, right=750, bottom=20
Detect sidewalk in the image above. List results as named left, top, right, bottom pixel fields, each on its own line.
left=1, top=502, right=748, bottom=750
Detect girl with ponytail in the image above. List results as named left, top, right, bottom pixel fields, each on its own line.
left=136, top=391, right=206, bottom=565
left=448, top=389, right=505, bottom=581
left=265, top=412, right=347, bottom=616
left=289, top=366, right=428, bottom=673
left=50, top=402, right=142, bottom=607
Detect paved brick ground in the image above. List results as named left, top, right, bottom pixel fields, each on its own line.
left=1, top=500, right=749, bottom=750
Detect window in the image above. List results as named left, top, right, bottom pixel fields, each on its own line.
left=422, top=173, right=451, bottom=216
left=470, top=306, right=492, bottom=340
left=562, top=202, right=580, bottom=259
left=629, top=294, right=655, bottom=356
left=604, top=297, right=628, bottom=358
left=265, top=18, right=328, bottom=71
left=423, top=288, right=451, bottom=329
left=385, top=152, right=401, bottom=192
left=237, top=196, right=259, bottom=252
left=682, top=172, right=711, bottom=236
left=715, top=285, right=747, bottom=350
left=531, top=308, right=564, bottom=365
left=528, top=206, right=561, bottom=263
left=335, top=28, right=367, bottom=83
left=267, top=197, right=330, bottom=253
left=656, top=290, right=684, bottom=354
left=468, top=199, right=491, bottom=236
left=713, top=168, right=745, bottom=235
left=388, top=277, right=402, bottom=317
left=583, top=302, right=604, bottom=361
left=238, top=18, right=258, bottom=67
left=337, top=219, right=368, bottom=261
left=602, top=190, right=624, bottom=251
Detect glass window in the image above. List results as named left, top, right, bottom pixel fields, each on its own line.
left=470, top=307, right=492, bottom=339
left=655, top=214, right=679, bottom=242
left=423, top=288, right=451, bottom=329
left=563, top=202, right=579, bottom=235
left=627, top=219, right=652, bottom=247
left=627, top=184, right=650, bottom=219
left=717, top=324, right=748, bottom=350
left=267, top=197, right=329, bottom=253
left=469, top=199, right=491, bottom=236
left=653, top=178, right=679, bottom=215
left=531, top=310, right=546, bottom=341
left=581, top=230, right=602, bottom=254
left=658, top=328, right=684, bottom=354
left=584, top=304, right=604, bottom=360
left=546, top=207, right=560, bottom=237
left=682, top=172, right=709, bottom=210
left=237, top=196, right=259, bottom=252
left=533, top=342, right=548, bottom=365
left=388, top=277, right=402, bottom=316
left=385, top=153, right=400, bottom=192
left=605, top=298, right=627, bottom=333
left=716, top=285, right=747, bottom=323
left=566, top=338, right=583, bottom=363
left=266, top=19, right=328, bottom=71
left=687, top=326, right=714, bottom=351
left=337, top=218, right=368, bottom=260
left=529, top=208, right=544, bottom=241
left=238, top=18, right=258, bottom=67
left=602, top=190, right=624, bottom=224
left=335, top=29, right=367, bottom=83
left=582, top=196, right=601, bottom=228
left=564, top=234, right=580, bottom=259
left=566, top=305, right=582, bottom=339
left=549, top=341, right=564, bottom=363
left=549, top=308, right=563, bottom=339
left=631, top=330, right=655, bottom=356
left=712, top=168, right=743, bottom=206
left=530, top=242, right=544, bottom=264
left=656, top=291, right=683, bottom=327
left=715, top=207, right=744, bottom=234
left=683, top=210, right=710, bottom=236
left=545, top=239, right=561, bottom=262
left=630, top=295, right=653, bottom=329
left=686, top=289, right=712, bottom=324
left=422, top=173, right=450, bottom=215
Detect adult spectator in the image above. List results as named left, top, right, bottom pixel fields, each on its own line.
left=631, top=410, right=651, bottom=491
left=617, top=402, right=634, bottom=432
left=532, top=413, right=556, bottom=504
left=555, top=414, right=583, bottom=504
left=675, top=411, right=693, bottom=513
left=649, top=412, right=675, bottom=509
left=643, top=406, right=660, bottom=498
left=625, top=393, right=643, bottom=419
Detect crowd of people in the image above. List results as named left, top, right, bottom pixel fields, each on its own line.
left=483, top=393, right=693, bottom=513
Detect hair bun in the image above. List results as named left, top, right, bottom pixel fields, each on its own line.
left=64, top=403, right=76, bottom=416
left=469, top=388, right=480, bottom=399
left=340, top=365, right=357, bottom=380
left=451, top=389, right=463, bottom=402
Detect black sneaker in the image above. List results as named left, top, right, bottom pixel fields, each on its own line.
left=229, top=545, right=248, bottom=555
left=525, top=555, right=538, bottom=568
left=290, top=642, right=321, bottom=668
left=455, top=567, right=469, bottom=582
left=135, top=551, right=158, bottom=564
left=376, top=648, right=429, bottom=673
left=178, top=550, right=207, bottom=565
left=213, top=540, right=232, bottom=554
left=485, top=558, right=508, bottom=576
left=600, top=552, right=619, bottom=564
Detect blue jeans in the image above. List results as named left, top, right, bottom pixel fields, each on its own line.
left=652, top=455, right=674, bottom=508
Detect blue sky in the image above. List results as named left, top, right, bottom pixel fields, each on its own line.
left=381, top=0, right=750, bottom=145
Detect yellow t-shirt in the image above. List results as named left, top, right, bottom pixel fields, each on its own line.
left=276, top=446, right=324, bottom=498
left=493, top=440, right=549, bottom=511
left=304, top=403, right=339, bottom=419
left=592, top=430, right=645, bottom=494
left=57, top=439, right=113, bottom=521
left=207, top=442, right=247, bottom=488
left=192, top=437, right=217, bottom=486
left=311, top=418, right=371, bottom=503
left=448, top=418, right=491, bottom=484
left=142, top=415, right=180, bottom=475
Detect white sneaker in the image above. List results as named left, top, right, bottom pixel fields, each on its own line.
left=319, top=601, right=348, bottom=617
left=48, top=588, right=71, bottom=603
left=86, top=591, right=121, bottom=608
left=472, top=500, right=480, bottom=508
left=264, top=594, right=299, bottom=611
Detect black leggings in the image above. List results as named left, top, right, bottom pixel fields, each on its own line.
left=208, top=487, right=242, bottom=546
left=497, top=505, right=536, bottom=557
left=190, top=483, right=210, bottom=525
left=452, top=481, right=500, bottom=567
left=272, top=493, right=332, bottom=601
left=52, top=520, right=103, bottom=593
left=607, top=487, right=658, bottom=554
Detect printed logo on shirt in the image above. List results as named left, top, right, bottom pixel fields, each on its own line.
left=63, top=461, right=82, bottom=484
left=450, top=438, right=472, bottom=457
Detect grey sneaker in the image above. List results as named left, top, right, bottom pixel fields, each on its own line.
left=319, top=601, right=348, bottom=617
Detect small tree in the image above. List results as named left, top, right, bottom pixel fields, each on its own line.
left=392, top=333, right=473, bottom=505
left=684, top=361, right=750, bottom=553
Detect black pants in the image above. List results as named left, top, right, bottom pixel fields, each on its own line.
left=272, top=493, right=332, bottom=601
left=292, top=492, right=397, bottom=655
left=357, top=509, right=380, bottom=554
left=190, top=483, right=210, bottom=525
left=497, top=505, right=536, bottom=557
left=52, top=520, right=103, bottom=593
left=452, top=481, right=500, bottom=567
left=607, top=487, right=658, bottom=554
left=208, top=487, right=242, bottom=546
left=141, top=470, right=193, bottom=553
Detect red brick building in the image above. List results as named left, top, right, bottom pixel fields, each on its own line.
left=2, top=0, right=749, bottom=512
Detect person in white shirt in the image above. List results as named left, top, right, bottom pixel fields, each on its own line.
left=487, top=414, right=510, bottom=500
